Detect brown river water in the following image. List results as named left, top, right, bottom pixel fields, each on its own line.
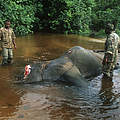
left=0, top=33, right=120, bottom=120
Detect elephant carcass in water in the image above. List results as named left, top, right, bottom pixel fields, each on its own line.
left=17, top=46, right=103, bottom=85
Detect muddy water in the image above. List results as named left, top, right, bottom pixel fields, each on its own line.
left=0, top=33, right=120, bottom=120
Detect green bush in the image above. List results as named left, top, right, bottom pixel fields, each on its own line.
left=91, top=0, right=120, bottom=32
left=38, top=0, right=95, bottom=35
left=0, top=0, right=36, bottom=36
left=0, top=0, right=120, bottom=36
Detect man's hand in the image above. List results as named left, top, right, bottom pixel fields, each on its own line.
left=14, top=44, right=16, bottom=49
left=12, top=40, right=16, bottom=49
left=102, top=57, right=108, bottom=65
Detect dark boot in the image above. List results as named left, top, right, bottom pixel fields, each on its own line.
left=7, top=58, right=13, bottom=64
left=2, top=59, right=8, bottom=65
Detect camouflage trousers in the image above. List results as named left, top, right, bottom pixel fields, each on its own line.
left=102, top=53, right=117, bottom=77
left=1, top=48, right=13, bottom=65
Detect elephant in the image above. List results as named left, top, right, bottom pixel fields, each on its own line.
left=16, top=46, right=103, bottom=86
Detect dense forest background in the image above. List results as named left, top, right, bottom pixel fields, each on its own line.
left=0, top=0, right=120, bottom=36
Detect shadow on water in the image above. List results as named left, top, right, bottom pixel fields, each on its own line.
left=0, top=66, right=24, bottom=120
left=0, top=33, right=120, bottom=120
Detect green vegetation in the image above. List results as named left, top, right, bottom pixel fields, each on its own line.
left=0, top=0, right=120, bottom=36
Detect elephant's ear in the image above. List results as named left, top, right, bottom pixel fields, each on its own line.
left=43, top=57, right=73, bottom=81
left=92, top=51, right=104, bottom=63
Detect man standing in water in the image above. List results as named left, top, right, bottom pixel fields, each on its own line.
left=0, top=20, right=16, bottom=65
left=102, top=23, right=119, bottom=78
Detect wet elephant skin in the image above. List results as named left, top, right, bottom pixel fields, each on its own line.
left=16, top=46, right=103, bottom=86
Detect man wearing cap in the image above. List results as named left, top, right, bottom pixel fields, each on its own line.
left=0, top=20, right=16, bottom=65
left=102, top=23, right=119, bottom=78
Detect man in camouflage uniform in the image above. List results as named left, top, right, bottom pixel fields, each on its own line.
left=0, top=20, right=16, bottom=65
left=102, top=23, right=119, bottom=78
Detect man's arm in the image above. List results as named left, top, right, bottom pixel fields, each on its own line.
left=0, top=29, right=2, bottom=49
left=118, top=40, right=120, bottom=53
left=12, top=30, right=16, bottom=49
left=0, top=29, right=2, bottom=41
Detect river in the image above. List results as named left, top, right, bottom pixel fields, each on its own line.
left=0, top=33, right=120, bottom=120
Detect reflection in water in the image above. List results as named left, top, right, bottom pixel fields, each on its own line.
left=0, top=33, right=120, bottom=120
left=99, top=75, right=120, bottom=119
left=100, top=75, right=114, bottom=105
left=15, top=33, right=104, bottom=61
left=0, top=66, right=23, bottom=119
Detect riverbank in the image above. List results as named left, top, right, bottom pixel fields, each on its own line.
left=88, top=30, right=106, bottom=39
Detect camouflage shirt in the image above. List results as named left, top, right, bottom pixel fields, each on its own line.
left=0, top=27, right=16, bottom=48
left=105, top=31, right=119, bottom=55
